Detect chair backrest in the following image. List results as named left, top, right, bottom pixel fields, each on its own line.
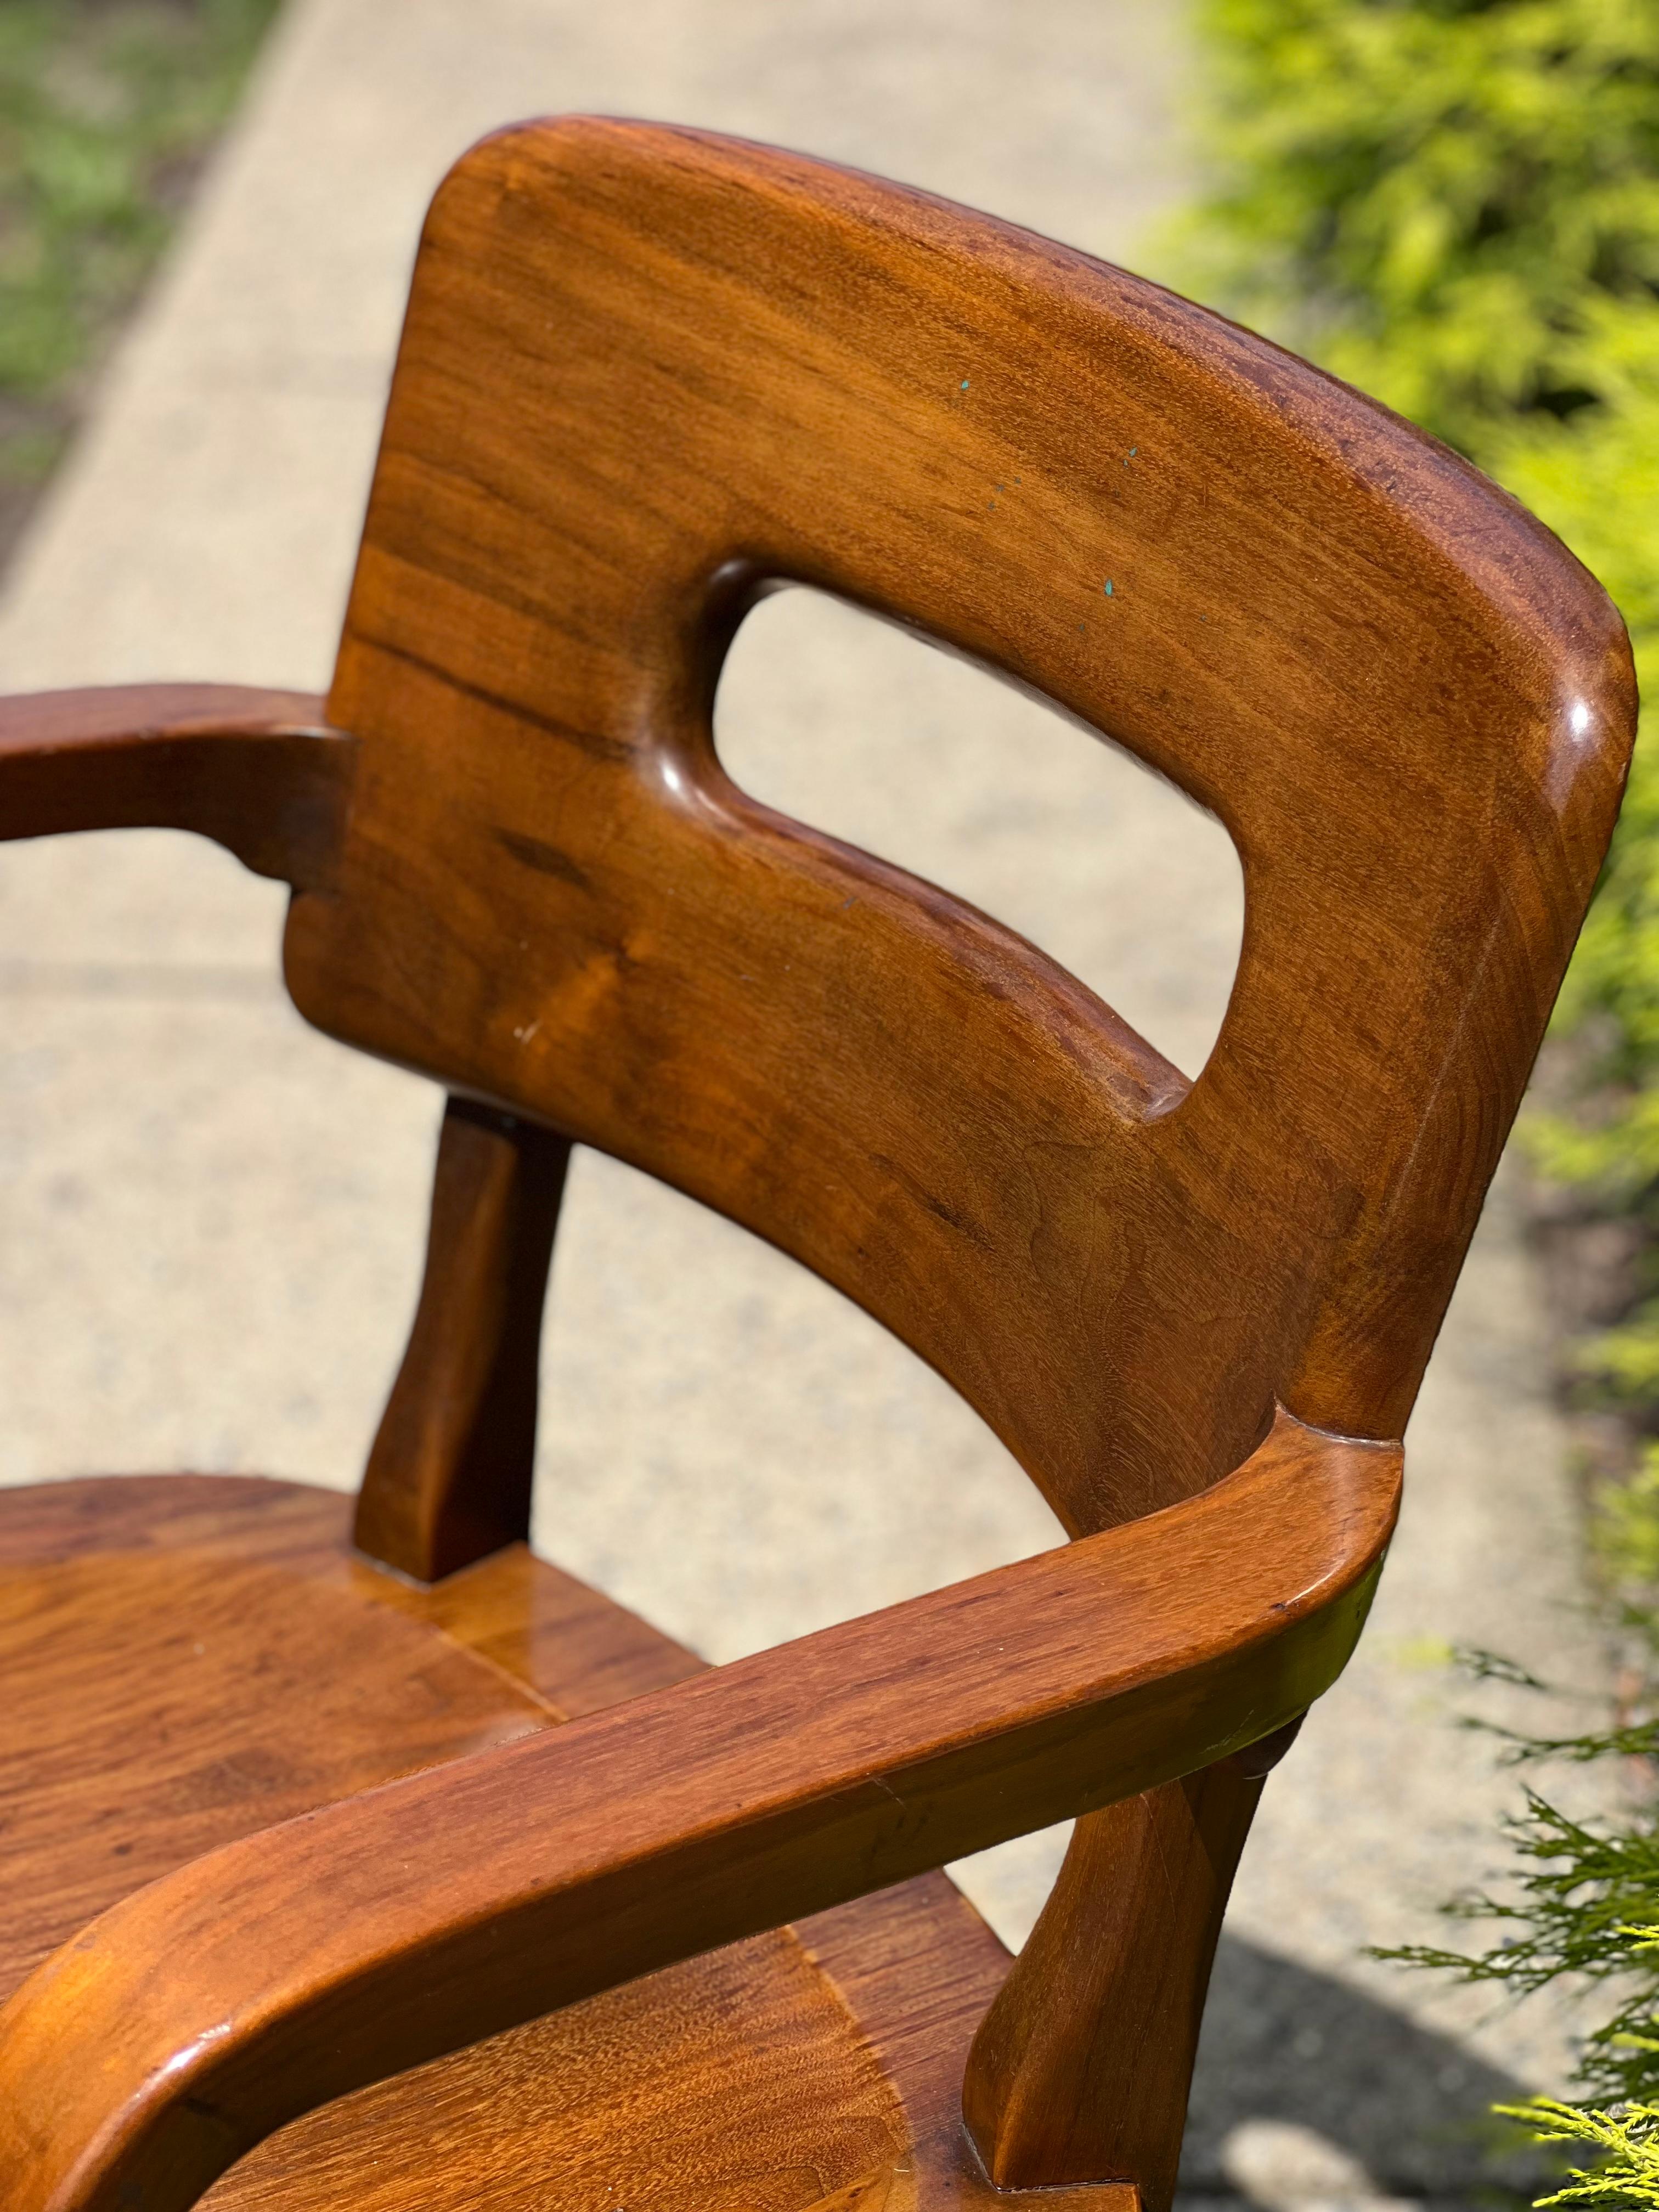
left=285, top=116, right=1634, bottom=1539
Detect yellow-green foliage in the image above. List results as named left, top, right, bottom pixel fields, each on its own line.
left=1186, top=0, right=1659, bottom=445
left=1512, top=2091, right=1659, bottom=2208
left=1184, top=0, right=1659, bottom=1392
left=1186, top=3, right=1659, bottom=2193
left=1593, top=1444, right=1659, bottom=1600
left=1378, top=1709, right=1659, bottom=2188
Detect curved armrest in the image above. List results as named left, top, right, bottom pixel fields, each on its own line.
left=0, top=685, right=353, bottom=888
left=0, top=1412, right=1400, bottom=2212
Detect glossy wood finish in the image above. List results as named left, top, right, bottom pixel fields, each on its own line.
left=965, top=1764, right=1266, bottom=2203
left=0, top=1546, right=546, bottom=2002
left=276, top=119, right=1626, bottom=2204
left=0, top=1471, right=702, bottom=1720
left=360, top=1527, right=709, bottom=1714
left=0, top=1414, right=1399, bottom=2212
left=211, top=1880, right=1097, bottom=2212
left=0, top=115, right=1636, bottom=2212
left=0, top=1477, right=1105, bottom=2212
left=962, top=1711, right=1305, bottom=2204
left=357, top=1094, right=572, bottom=1579
left=791, top=1881, right=1137, bottom=2212
left=0, top=1479, right=552, bottom=2012
left=295, top=117, right=1629, bottom=1532
left=0, top=684, right=348, bottom=888
left=213, top=1924, right=912, bottom=2212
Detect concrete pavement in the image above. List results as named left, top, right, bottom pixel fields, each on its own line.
left=0, top=4, right=1621, bottom=2203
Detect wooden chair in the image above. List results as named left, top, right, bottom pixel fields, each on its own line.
left=0, top=118, right=1634, bottom=2212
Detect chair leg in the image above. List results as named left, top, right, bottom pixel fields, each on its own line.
left=962, top=1722, right=1302, bottom=2212
left=355, top=1094, right=572, bottom=1583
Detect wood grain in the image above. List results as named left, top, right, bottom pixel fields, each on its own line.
left=0, top=1547, right=550, bottom=2004
left=0, top=1478, right=1074, bottom=2212
left=0, top=1413, right=1397, bottom=2212
left=0, top=1471, right=708, bottom=1721
left=209, top=1877, right=1130, bottom=2212
left=205, top=1924, right=911, bottom=2212
left=293, top=117, right=1630, bottom=1531
left=356, top=1094, right=572, bottom=1579
left=964, top=1761, right=1268, bottom=2205
left=0, top=116, right=1636, bottom=2212
left=356, top=1531, right=709, bottom=1714
left=793, top=1875, right=1138, bottom=2212
left=0, top=684, right=349, bottom=888
left=275, top=121, right=1626, bottom=2198
left=962, top=1712, right=1304, bottom=2212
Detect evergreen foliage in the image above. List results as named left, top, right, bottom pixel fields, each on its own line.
left=1377, top=1705, right=1659, bottom=2203
left=1181, top=4, right=1659, bottom=1323
left=1182, top=1, right=1659, bottom=2198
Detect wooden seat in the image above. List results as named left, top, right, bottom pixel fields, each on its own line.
left=0, top=1476, right=1040, bottom=2212
left=0, top=117, right=1635, bottom=2212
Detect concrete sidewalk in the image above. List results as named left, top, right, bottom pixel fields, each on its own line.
left=0, top=4, right=1619, bottom=2203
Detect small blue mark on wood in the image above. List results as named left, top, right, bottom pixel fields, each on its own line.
left=1103, top=579, right=1114, bottom=596
left=960, top=378, right=970, bottom=391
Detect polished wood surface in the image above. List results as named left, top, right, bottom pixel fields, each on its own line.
left=962, top=1711, right=1303, bottom=2200
left=362, top=1526, right=710, bottom=1714
left=212, top=1925, right=913, bottom=2212
left=210, top=1883, right=1077, bottom=2212
left=294, top=117, right=1629, bottom=1528
left=791, top=1880, right=1132, bottom=2212
left=357, top=1095, right=572, bottom=1579
left=0, top=1469, right=710, bottom=1717
left=0, top=1545, right=545, bottom=2001
left=0, top=1414, right=1399, bottom=2212
left=0, top=1478, right=1121, bottom=2212
left=0, top=684, right=347, bottom=888
left=0, top=114, right=1635, bottom=2212
left=280, top=119, right=1626, bottom=2207
left=965, top=1762, right=1267, bottom=2202
left=0, top=1477, right=554, bottom=2011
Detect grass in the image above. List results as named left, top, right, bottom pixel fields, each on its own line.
left=0, top=0, right=283, bottom=566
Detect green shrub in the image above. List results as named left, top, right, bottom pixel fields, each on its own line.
left=1182, top=0, right=1659, bottom=439
left=1181, top=5, right=1659, bottom=1224
left=1180, top=0, right=1659, bottom=1462
left=1180, top=0, right=1659, bottom=2194
left=1380, top=1699, right=1659, bottom=2203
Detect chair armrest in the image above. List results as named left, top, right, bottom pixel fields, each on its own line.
left=0, top=1411, right=1400, bottom=2212
left=0, top=684, right=352, bottom=888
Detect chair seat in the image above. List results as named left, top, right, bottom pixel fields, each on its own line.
left=0, top=1477, right=1126, bottom=2212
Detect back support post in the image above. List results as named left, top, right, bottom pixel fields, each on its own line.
left=355, top=1096, right=571, bottom=1583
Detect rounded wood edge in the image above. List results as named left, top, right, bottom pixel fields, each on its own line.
left=0, top=683, right=355, bottom=889
left=0, top=1413, right=1398, bottom=2212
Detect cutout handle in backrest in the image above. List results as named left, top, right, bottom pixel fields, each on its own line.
left=285, top=117, right=1633, bottom=1535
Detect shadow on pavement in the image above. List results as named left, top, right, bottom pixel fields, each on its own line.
left=1181, top=1934, right=1559, bottom=2205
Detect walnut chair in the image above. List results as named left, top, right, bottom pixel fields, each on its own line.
left=0, top=119, right=1635, bottom=2212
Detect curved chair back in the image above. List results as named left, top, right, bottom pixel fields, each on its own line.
left=287, top=117, right=1634, bottom=1534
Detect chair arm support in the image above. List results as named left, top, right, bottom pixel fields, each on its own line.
left=0, top=685, right=353, bottom=889
left=0, top=1411, right=1400, bottom=2212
